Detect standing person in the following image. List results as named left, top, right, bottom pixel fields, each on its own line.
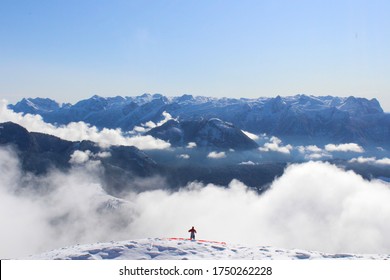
left=188, top=226, right=197, bottom=240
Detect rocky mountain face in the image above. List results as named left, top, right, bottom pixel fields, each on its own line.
left=147, top=118, right=258, bottom=150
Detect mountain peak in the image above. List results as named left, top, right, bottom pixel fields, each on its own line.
left=10, top=97, right=60, bottom=114
left=338, top=96, right=383, bottom=115
left=91, top=94, right=104, bottom=99
left=177, top=94, right=194, bottom=103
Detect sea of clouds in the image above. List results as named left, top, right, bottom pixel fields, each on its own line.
left=2, top=146, right=390, bottom=259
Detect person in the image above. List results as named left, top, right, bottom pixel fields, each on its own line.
left=188, top=226, right=197, bottom=240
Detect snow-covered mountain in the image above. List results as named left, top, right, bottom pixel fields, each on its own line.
left=9, top=94, right=389, bottom=147
left=28, top=238, right=390, bottom=260
left=147, top=118, right=258, bottom=150
left=10, top=97, right=67, bottom=114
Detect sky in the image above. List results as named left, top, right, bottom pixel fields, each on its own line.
left=1, top=0, right=390, bottom=110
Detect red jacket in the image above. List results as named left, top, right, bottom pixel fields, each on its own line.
left=188, top=228, right=197, bottom=233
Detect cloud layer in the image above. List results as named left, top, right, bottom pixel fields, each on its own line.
left=2, top=145, right=390, bottom=258
left=0, top=100, right=170, bottom=150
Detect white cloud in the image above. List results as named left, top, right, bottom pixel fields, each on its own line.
left=69, top=150, right=91, bottom=164
left=306, top=153, right=325, bottom=160
left=186, top=142, right=197, bottom=149
left=132, top=126, right=147, bottom=133
left=0, top=147, right=131, bottom=258
left=69, top=150, right=112, bottom=165
left=129, top=161, right=390, bottom=254
left=144, top=121, right=157, bottom=129
left=239, top=161, right=256, bottom=165
left=0, top=100, right=170, bottom=150
left=306, top=145, right=322, bottom=153
left=349, top=157, right=376, bottom=164
left=178, top=154, right=190, bottom=159
left=120, top=135, right=170, bottom=150
left=96, top=151, right=111, bottom=158
left=259, top=136, right=292, bottom=154
left=207, top=151, right=226, bottom=159
left=349, top=157, right=390, bottom=166
left=241, top=130, right=259, bottom=140
left=132, top=111, right=174, bottom=133
left=297, top=145, right=331, bottom=160
left=157, top=111, right=174, bottom=127
left=325, top=143, right=364, bottom=153
left=376, top=158, right=390, bottom=165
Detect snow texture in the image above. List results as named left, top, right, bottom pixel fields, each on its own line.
left=29, top=238, right=390, bottom=260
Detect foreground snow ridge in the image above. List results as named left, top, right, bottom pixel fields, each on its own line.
left=29, top=238, right=390, bottom=260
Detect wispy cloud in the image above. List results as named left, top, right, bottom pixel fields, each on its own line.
left=239, top=161, right=257, bottom=165
left=259, top=136, right=292, bottom=154
left=349, top=156, right=390, bottom=166
left=178, top=154, right=190, bottom=159
left=69, top=150, right=111, bottom=165
left=132, top=111, right=174, bottom=133
left=297, top=145, right=331, bottom=160
left=187, top=142, right=197, bottom=149
left=207, top=151, right=226, bottom=159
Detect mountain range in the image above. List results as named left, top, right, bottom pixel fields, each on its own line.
left=9, top=94, right=390, bottom=148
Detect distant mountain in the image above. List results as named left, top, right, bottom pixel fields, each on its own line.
left=147, top=118, right=258, bottom=150
left=9, top=94, right=389, bottom=147
left=10, top=97, right=66, bottom=115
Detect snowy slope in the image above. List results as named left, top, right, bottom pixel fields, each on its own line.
left=28, top=238, right=390, bottom=260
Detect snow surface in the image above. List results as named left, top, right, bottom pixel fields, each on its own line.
left=28, top=238, right=390, bottom=260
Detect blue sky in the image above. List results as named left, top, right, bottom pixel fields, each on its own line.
left=1, top=0, right=390, bottom=110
